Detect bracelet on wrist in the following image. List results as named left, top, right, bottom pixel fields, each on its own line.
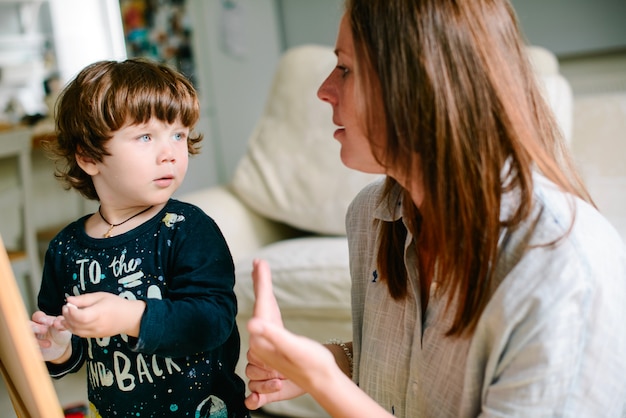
left=326, top=338, right=353, bottom=377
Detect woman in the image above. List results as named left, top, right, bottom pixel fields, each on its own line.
left=245, top=0, right=626, bottom=416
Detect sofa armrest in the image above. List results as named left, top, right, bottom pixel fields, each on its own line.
left=527, top=45, right=574, bottom=144
left=178, top=185, right=302, bottom=262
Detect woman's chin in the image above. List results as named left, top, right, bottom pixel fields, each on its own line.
left=340, top=155, right=384, bottom=175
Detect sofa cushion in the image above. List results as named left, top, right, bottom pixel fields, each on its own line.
left=234, top=236, right=352, bottom=319
left=230, top=44, right=381, bottom=235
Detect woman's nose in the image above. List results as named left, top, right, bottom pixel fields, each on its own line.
left=317, top=72, right=336, bottom=105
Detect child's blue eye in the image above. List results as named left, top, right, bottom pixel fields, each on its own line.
left=139, top=134, right=151, bottom=142
left=173, top=132, right=186, bottom=141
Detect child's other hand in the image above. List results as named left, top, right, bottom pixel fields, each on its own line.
left=63, top=292, right=146, bottom=339
left=31, top=311, right=72, bottom=362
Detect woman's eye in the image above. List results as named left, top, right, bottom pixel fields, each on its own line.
left=337, top=65, right=350, bottom=77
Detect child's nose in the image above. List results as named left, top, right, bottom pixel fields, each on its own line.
left=159, top=140, right=176, bottom=163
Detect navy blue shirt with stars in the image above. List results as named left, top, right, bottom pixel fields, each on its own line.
left=38, top=199, right=249, bottom=417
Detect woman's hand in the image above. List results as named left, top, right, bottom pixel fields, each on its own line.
left=62, top=292, right=146, bottom=338
left=246, top=259, right=394, bottom=418
left=247, top=316, right=339, bottom=395
left=31, top=311, right=72, bottom=362
left=244, top=259, right=306, bottom=410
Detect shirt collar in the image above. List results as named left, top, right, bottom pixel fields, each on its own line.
left=372, top=180, right=404, bottom=222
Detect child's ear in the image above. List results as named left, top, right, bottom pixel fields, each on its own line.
left=75, top=152, right=99, bottom=175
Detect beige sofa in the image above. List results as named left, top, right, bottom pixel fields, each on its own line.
left=180, top=44, right=574, bottom=417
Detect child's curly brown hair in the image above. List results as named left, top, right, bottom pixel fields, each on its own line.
left=48, top=58, right=202, bottom=200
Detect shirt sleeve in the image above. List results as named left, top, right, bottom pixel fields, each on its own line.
left=38, top=239, right=70, bottom=316
left=39, top=238, right=88, bottom=377
left=46, top=335, right=85, bottom=379
left=474, top=218, right=626, bottom=417
left=132, top=207, right=238, bottom=358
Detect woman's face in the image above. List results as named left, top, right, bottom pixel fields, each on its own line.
left=317, top=14, right=385, bottom=175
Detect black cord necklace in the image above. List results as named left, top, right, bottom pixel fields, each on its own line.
left=98, top=205, right=153, bottom=238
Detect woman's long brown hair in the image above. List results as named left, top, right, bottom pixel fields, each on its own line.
left=347, top=0, right=592, bottom=336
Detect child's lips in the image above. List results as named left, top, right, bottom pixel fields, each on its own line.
left=154, top=175, right=174, bottom=187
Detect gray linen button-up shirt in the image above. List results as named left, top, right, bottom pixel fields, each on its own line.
left=347, top=175, right=626, bottom=417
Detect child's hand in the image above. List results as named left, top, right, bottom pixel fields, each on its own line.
left=63, top=292, right=146, bottom=338
left=31, top=311, right=72, bottom=362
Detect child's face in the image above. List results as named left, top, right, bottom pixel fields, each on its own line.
left=90, top=118, right=190, bottom=207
